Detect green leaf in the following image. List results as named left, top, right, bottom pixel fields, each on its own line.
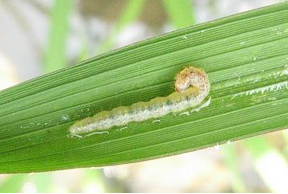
left=44, top=0, right=73, bottom=72
left=163, top=0, right=195, bottom=28
left=0, top=175, right=26, bottom=192
left=222, top=145, right=246, bottom=192
left=244, top=137, right=288, bottom=193
left=1, top=2, right=288, bottom=173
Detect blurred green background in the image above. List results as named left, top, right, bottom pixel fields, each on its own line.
left=1, top=0, right=288, bottom=192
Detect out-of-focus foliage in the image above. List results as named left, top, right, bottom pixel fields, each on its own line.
left=163, top=0, right=195, bottom=28
left=44, top=0, right=73, bottom=72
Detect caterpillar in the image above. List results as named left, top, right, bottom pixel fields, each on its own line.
left=69, top=66, right=210, bottom=137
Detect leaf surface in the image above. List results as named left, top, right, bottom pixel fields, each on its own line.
left=1, top=2, right=288, bottom=173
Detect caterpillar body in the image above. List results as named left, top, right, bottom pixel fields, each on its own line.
left=69, top=66, right=210, bottom=136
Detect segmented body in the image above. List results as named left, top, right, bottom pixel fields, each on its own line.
left=69, top=66, right=210, bottom=136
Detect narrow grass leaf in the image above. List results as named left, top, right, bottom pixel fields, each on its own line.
left=162, top=0, right=195, bottom=28
left=44, top=0, right=73, bottom=72
left=1, top=2, right=288, bottom=173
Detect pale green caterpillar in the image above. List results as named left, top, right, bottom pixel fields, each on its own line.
left=69, top=66, right=210, bottom=137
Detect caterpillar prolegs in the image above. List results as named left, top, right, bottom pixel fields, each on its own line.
left=69, top=66, right=210, bottom=136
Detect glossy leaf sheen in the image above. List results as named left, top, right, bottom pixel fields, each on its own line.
left=1, top=2, right=288, bottom=173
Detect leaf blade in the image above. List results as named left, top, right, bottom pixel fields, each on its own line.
left=1, top=2, right=288, bottom=173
